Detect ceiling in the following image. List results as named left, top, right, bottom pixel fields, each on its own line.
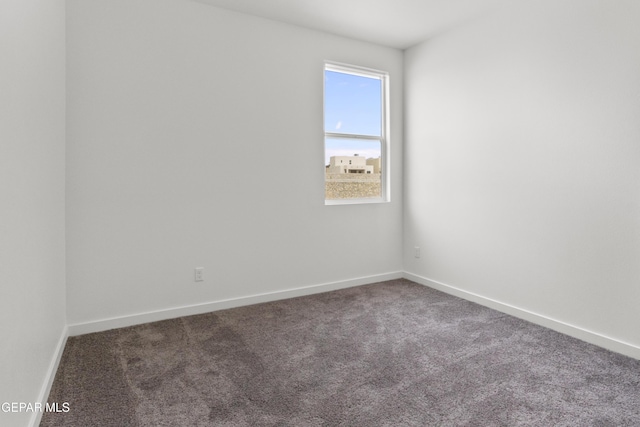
left=190, top=0, right=506, bottom=50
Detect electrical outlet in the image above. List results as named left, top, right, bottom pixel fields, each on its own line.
left=414, top=246, right=421, bottom=258
left=194, top=267, right=204, bottom=282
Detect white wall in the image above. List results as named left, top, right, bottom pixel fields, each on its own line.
left=66, top=0, right=403, bottom=326
left=0, top=0, right=66, bottom=426
left=405, top=0, right=640, bottom=352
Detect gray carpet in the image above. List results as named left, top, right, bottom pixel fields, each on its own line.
left=41, top=279, right=640, bottom=426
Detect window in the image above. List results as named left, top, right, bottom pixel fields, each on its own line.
left=324, top=62, right=388, bottom=204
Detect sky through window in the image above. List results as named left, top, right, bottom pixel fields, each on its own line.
left=324, top=70, right=382, bottom=165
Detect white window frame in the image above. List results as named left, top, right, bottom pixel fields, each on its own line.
left=324, top=61, right=390, bottom=205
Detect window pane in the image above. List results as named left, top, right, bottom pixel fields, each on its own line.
left=324, top=70, right=381, bottom=137
left=325, top=137, right=381, bottom=200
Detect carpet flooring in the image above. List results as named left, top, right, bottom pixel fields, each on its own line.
left=41, top=279, right=640, bottom=426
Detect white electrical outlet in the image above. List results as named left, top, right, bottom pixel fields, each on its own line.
left=194, top=267, right=204, bottom=282
left=414, top=246, right=421, bottom=258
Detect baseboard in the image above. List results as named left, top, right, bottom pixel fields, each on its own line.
left=59, top=270, right=640, bottom=359
left=404, top=272, right=640, bottom=360
left=29, top=325, right=68, bottom=427
left=67, top=271, right=404, bottom=336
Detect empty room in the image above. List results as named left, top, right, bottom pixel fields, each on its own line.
left=2, top=0, right=640, bottom=425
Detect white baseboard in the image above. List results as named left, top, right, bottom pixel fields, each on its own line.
left=29, top=326, right=68, bottom=427
left=404, top=272, right=640, bottom=361
left=65, top=270, right=640, bottom=359
left=67, top=271, right=404, bottom=336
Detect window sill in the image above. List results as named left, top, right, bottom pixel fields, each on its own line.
left=325, top=197, right=389, bottom=206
